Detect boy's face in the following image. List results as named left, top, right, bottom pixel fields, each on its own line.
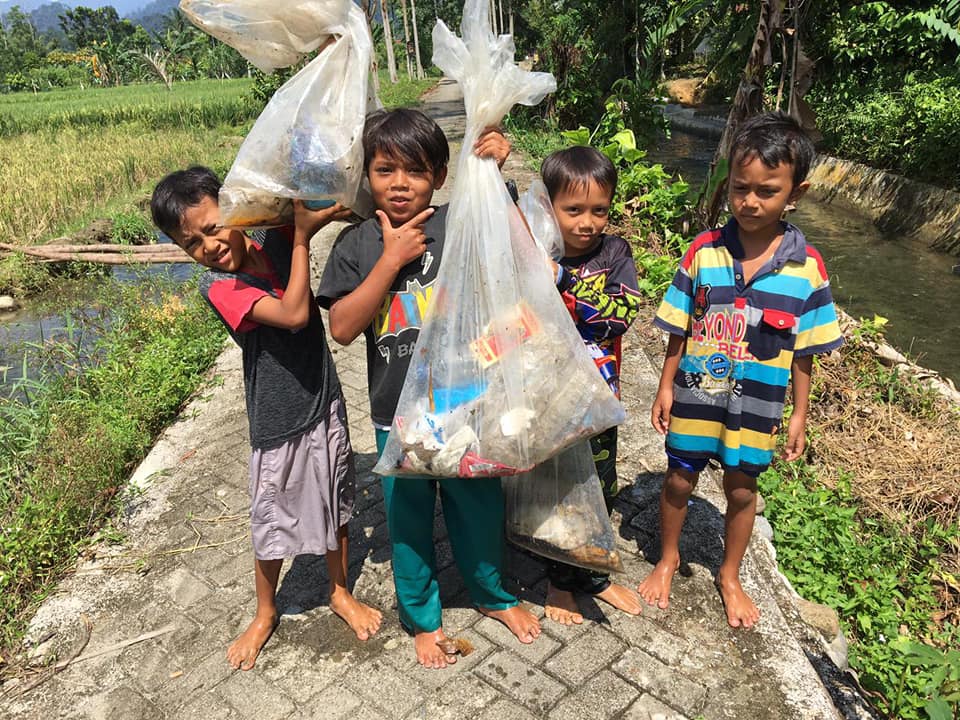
left=367, top=150, right=446, bottom=226
left=171, top=195, right=249, bottom=273
left=551, top=179, right=612, bottom=257
left=728, top=153, right=809, bottom=240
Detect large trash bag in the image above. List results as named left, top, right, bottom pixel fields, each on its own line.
left=372, top=0, right=626, bottom=479
left=503, top=441, right=624, bottom=573
left=180, top=0, right=376, bottom=226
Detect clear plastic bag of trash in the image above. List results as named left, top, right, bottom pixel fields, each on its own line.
left=503, top=441, right=623, bottom=573
left=372, top=0, right=625, bottom=479
left=518, top=178, right=564, bottom=262
left=180, top=0, right=376, bottom=227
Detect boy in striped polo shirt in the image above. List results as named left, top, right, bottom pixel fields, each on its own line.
left=637, top=112, right=842, bottom=628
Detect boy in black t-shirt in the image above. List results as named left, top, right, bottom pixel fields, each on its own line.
left=151, top=167, right=382, bottom=671
left=317, top=109, right=541, bottom=669
left=539, top=146, right=645, bottom=625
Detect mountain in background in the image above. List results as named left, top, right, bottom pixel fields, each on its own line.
left=0, top=1, right=149, bottom=16
left=1, top=0, right=181, bottom=36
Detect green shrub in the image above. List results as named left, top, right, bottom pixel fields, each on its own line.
left=0, top=274, right=225, bottom=651
left=109, top=210, right=154, bottom=245
left=812, top=76, right=960, bottom=190
left=759, top=460, right=959, bottom=720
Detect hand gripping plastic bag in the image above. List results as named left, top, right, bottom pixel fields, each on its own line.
left=180, top=0, right=376, bottom=227
left=372, top=0, right=626, bottom=479
left=503, top=441, right=624, bottom=573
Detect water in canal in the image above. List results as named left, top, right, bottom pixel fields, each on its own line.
left=0, top=237, right=196, bottom=389
left=645, top=130, right=960, bottom=385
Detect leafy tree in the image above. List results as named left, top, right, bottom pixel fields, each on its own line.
left=0, top=6, right=47, bottom=76
left=59, top=6, right=135, bottom=52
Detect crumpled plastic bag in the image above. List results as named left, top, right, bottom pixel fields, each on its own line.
left=180, top=0, right=376, bottom=226
left=503, top=441, right=624, bottom=573
left=518, top=178, right=564, bottom=262
left=179, top=0, right=352, bottom=72
left=373, top=0, right=625, bottom=479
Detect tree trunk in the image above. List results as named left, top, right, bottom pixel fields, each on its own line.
left=697, top=1, right=778, bottom=229
left=497, top=0, right=505, bottom=37
left=508, top=0, right=514, bottom=36
left=410, top=0, right=425, bottom=79
left=360, top=2, right=382, bottom=94
left=381, top=0, right=399, bottom=83
left=399, top=0, right=413, bottom=79
left=489, top=0, right=498, bottom=34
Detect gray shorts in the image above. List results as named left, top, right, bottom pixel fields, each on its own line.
left=249, top=395, right=355, bottom=560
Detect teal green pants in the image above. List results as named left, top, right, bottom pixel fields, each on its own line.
left=375, top=429, right=517, bottom=633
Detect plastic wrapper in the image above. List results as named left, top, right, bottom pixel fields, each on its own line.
left=180, top=0, right=377, bottom=226
left=373, top=0, right=625, bottom=479
left=504, top=441, right=623, bottom=573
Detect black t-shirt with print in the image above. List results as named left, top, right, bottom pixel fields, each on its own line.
left=316, top=205, right=447, bottom=427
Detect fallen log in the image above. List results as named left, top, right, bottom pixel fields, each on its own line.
left=0, top=242, right=187, bottom=265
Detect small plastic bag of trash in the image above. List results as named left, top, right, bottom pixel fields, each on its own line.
left=503, top=441, right=623, bottom=573
left=180, top=0, right=376, bottom=227
left=372, top=0, right=625, bottom=479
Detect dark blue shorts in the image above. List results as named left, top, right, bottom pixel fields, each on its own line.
left=665, top=448, right=761, bottom=478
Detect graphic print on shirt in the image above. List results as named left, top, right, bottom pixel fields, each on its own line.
left=571, top=268, right=642, bottom=331
left=421, top=250, right=434, bottom=276
left=682, top=296, right=752, bottom=403
left=373, top=277, right=434, bottom=363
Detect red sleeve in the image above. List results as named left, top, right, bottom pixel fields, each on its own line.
left=206, top=276, right=269, bottom=332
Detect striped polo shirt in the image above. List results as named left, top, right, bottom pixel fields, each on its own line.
left=655, top=219, right=843, bottom=475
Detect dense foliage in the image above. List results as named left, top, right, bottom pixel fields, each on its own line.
left=0, top=4, right=248, bottom=91
left=0, top=276, right=226, bottom=650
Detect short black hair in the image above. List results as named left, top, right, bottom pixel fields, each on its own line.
left=362, top=108, right=449, bottom=175
left=729, top=112, right=815, bottom=188
left=541, top=146, right=617, bottom=201
left=151, top=166, right=222, bottom=239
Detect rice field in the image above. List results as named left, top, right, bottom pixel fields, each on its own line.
left=0, top=78, right=255, bottom=136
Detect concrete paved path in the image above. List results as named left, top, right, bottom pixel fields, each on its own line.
left=2, top=79, right=858, bottom=720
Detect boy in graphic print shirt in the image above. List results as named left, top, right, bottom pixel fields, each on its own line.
left=638, top=112, right=843, bottom=628
left=316, top=108, right=541, bottom=669
left=537, top=146, right=645, bottom=625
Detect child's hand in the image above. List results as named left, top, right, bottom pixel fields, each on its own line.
left=651, top=386, right=672, bottom=435
left=781, top=412, right=806, bottom=461
left=474, top=127, right=510, bottom=168
left=293, top=199, right=352, bottom=240
left=377, top=207, right=435, bottom=269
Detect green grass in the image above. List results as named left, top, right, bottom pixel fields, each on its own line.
left=0, top=275, right=226, bottom=653
left=376, top=70, right=437, bottom=109
left=759, top=459, right=959, bottom=719
left=0, top=79, right=255, bottom=136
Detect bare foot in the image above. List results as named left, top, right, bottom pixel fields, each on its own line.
left=226, top=612, right=277, bottom=671
left=329, top=590, right=383, bottom=641
left=716, top=574, right=760, bottom=628
left=544, top=583, right=583, bottom=626
left=414, top=628, right=458, bottom=669
left=479, top=605, right=541, bottom=644
left=595, top=582, right=642, bottom=616
left=637, top=557, right=679, bottom=610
